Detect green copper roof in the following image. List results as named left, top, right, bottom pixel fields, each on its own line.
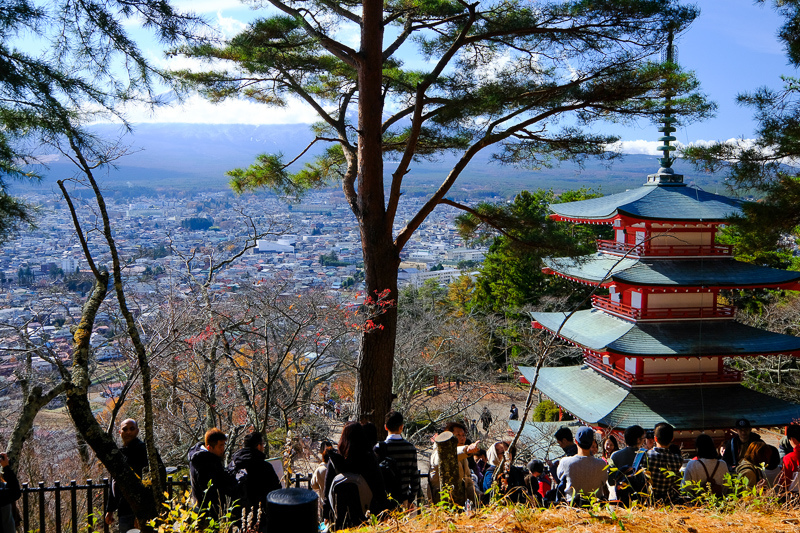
left=550, top=185, right=744, bottom=221
left=531, top=309, right=800, bottom=356
left=519, top=365, right=800, bottom=429
left=543, top=254, right=800, bottom=287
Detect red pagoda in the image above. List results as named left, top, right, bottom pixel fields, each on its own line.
left=521, top=104, right=800, bottom=434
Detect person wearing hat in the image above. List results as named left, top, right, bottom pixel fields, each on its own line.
left=722, top=418, right=762, bottom=472
left=555, top=427, right=608, bottom=506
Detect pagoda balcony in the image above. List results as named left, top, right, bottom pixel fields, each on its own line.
left=591, top=295, right=735, bottom=321
left=596, top=239, right=733, bottom=258
left=583, top=353, right=743, bottom=386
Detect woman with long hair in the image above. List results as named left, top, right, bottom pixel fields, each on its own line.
left=322, top=422, right=387, bottom=530
left=682, top=434, right=727, bottom=496
left=736, top=440, right=767, bottom=487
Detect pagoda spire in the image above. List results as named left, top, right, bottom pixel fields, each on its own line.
left=647, top=27, right=683, bottom=185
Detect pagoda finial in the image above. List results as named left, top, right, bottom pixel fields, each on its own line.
left=657, top=30, right=677, bottom=169
left=647, top=27, right=683, bottom=185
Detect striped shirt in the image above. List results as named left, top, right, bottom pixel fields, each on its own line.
left=379, top=434, right=420, bottom=501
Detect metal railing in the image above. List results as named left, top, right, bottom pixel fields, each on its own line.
left=19, top=474, right=317, bottom=533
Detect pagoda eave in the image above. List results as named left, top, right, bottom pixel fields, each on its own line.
left=532, top=321, right=800, bottom=359
left=531, top=309, right=800, bottom=358
left=519, top=365, right=800, bottom=430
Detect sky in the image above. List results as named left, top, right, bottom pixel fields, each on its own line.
left=124, top=0, right=796, bottom=155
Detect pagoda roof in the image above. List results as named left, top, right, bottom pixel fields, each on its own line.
left=531, top=309, right=800, bottom=357
left=519, top=365, right=800, bottom=429
left=550, top=184, right=744, bottom=222
left=543, top=254, right=800, bottom=288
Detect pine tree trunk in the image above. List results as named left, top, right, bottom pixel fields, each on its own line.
left=353, top=0, right=396, bottom=432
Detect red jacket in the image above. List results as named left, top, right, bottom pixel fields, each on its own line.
left=779, top=445, right=800, bottom=488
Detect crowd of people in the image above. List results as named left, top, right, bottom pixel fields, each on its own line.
left=93, top=415, right=800, bottom=532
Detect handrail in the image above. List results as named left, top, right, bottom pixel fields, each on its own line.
left=596, top=239, right=733, bottom=257
left=591, top=295, right=735, bottom=320
left=584, top=353, right=742, bottom=386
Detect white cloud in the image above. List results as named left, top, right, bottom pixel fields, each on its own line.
left=215, top=10, right=248, bottom=37
left=605, top=139, right=671, bottom=156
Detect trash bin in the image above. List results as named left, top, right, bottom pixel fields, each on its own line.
left=266, top=488, right=319, bottom=532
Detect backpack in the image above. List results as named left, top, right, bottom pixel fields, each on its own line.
left=328, top=472, right=373, bottom=530
left=228, top=465, right=253, bottom=509
left=376, top=442, right=404, bottom=504
left=699, top=459, right=725, bottom=496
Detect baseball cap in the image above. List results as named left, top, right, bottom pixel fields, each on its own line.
left=735, top=418, right=751, bottom=429
left=576, top=426, right=595, bottom=449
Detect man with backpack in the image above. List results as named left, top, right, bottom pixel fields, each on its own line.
left=227, top=431, right=282, bottom=530
left=188, top=428, right=236, bottom=522
left=374, top=411, right=420, bottom=509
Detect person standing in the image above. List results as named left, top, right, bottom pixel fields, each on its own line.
left=311, top=441, right=334, bottom=520
left=375, top=411, right=420, bottom=508
left=188, top=428, right=235, bottom=522
left=0, top=452, right=21, bottom=533
left=480, top=407, right=493, bottom=432
left=227, top=432, right=281, bottom=530
left=104, top=418, right=165, bottom=532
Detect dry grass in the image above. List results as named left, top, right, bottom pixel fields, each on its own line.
left=350, top=503, right=800, bottom=533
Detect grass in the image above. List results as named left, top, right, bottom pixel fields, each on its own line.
left=348, top=501, right=800, bottom=533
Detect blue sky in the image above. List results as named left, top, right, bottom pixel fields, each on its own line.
left=127, top=0, right=794, bottom=155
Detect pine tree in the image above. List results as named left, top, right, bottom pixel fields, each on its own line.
left=174, top=0, right=713, bottom=429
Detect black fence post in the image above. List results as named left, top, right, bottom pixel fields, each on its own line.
left=166, top=475, right=173, bottom=500
left=38, top=481, right=46, bottom=533
left=54, top=480, right=62, bottom=533
left=86, top=479, right=93, bottom=529
left=70, top=480, right=78, bottom=533
left=21, top=482, right=29, bottom=533
left=102, top=478, right=109, bottom=533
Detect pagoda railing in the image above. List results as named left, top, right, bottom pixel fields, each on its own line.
left=596, top=239, right=733, bottom=257
left=591, top=295, right=735, bottom=320
left=584, top=353, right=743, bottom=386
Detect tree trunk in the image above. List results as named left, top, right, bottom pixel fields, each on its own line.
left=435, top=431, right=465, bottom=505
left=353, top=0, right=396, bottom=433
left=7, top=383, right=66, bottom=467
left=65, top=275, right=159, bottom=528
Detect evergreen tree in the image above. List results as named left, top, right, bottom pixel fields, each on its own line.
left=0, top=0, right=201, bottom=242
left=457, top=189, right=608, bottom=312
left=174, top=0, right=712, bottom=428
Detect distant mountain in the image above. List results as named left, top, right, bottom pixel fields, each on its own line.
left=11, top=123, right=733, bottom=198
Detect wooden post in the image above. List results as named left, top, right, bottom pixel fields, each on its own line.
left=435, top=431, right=465, bottom=505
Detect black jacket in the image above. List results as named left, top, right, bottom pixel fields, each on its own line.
left=0, top=466, right=20, bottom=533
left=322, top=450, right=387, bottom=522
left=188, top=443, right=235, bottom=519
left=106, top=438, right=166, bottom=517
left=723, top=433, right=762, bottom=470
left=227, top=446, right=282, bottom=510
